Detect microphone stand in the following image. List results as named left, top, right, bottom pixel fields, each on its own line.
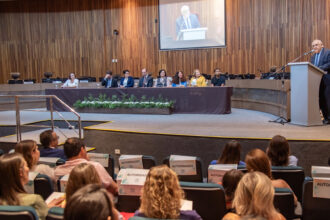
left=269, top=50, right=313, bottom=125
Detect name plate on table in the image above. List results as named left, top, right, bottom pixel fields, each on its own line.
left=88, top=153, right=109, bottom=167
left=60, top=174, right=69, bottom=192
left=169, top=155, right=197, bottom=176
left=208, top=164, right=237, bottom=184
left=119, top=155, right=143, bottom=169
left=312, top=166, right=330, bottom=198
left=117, top=168, right=149, bottom=196
left=38, top=157, right=60, bottom=167
left=24, top=172, right=39, bottom=194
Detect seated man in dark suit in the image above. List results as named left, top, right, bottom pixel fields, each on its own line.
left=138, top=68, right=153, bottom=87
left=39, top=130, right=66, bottom=160
left=101, top=71, right=118, bottom=88
left=176, top=5, right=201, bottom=40
left=311, top=39, right=330, bottom=124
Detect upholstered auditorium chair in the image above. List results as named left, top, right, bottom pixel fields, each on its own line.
left=271, top=166, right=305, bottom=201
left=302, top=177, right=330, bottom=220
left=274, top=188, right=296, bottom=219
left=179, top=181, right=226, bottom=220
left=0, top=206, right=38, bottom=220
left=87, top=153, right=115, bottom=178
left=34, top=174, right=54, bottom=200
left=46, top=207, right=64, bottom=220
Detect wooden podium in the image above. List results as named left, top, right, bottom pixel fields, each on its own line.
left=180, top=27, right=208, bottom=40
left=288, top=62, right=326, bottom=126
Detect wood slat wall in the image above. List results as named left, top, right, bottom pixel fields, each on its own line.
left=0, top=0, right=329, bottom=83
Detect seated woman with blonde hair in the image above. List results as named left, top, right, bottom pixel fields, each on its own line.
left=223, top=171, right=285, bottom=220
left=134, top=165, right=202, bottom=220
left=190, top=69, right=206, bottom=87
left=0, top=153, right=60, bottom=220
left=15, top=139, right=55, bottom=182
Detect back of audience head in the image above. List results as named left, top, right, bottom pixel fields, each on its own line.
left=0, top=153, right=27, bottom=205
left=65, top=163, right=101, bottom=202
left=218, top=140, right=242, bottom=164
left=222, top=169, right=244, bottom=203
left=140, top=164, right=184, bottom=219
left=40, top=130, right=58, bottom=148
left=15, top=140, right=39, bottom=169
left=267, top=135, right=290, bottom=166
left=64, top=184, right=117, bottom=220
left=63, top=137, right=86, bottom=159
left=245, top=148, right=272, bottom=179
left=233, top=171, right=281, bottom=219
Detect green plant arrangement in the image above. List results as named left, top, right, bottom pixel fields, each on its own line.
left=73, top=94, right=174, bottom=109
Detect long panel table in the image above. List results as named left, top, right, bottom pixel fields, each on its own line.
left=45, top=87, right=233, bottom=114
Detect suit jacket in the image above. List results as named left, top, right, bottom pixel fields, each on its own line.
left=176, top=14, right=201, bottom=37
left=138, top=75, right=154, bottom=87
left=120, top=76, right=134, bottom=87
left=311, top=48, right=330, bottom=74
left=101, top=77, right=118, bottom=88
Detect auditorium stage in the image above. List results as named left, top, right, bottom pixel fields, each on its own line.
left=0, top=108, right=329, bottom=176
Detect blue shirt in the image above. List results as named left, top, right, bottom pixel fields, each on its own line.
left=40, top=147, right=67, bottom=160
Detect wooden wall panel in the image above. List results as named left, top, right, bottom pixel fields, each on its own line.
left=0, top=0, right=329, bottom=83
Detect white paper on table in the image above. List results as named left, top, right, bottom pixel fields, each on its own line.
left=88, top=153, right=109, bottom=167
left=312, top=177, right=330, bottom=199
left=24, top=171, right=39, bottom=194
left=169, top=155, right=197, bottom=176
left=119, top=155, right=143, bottom=169
left=180, top=199, right=193, bottom=211
left=208, top=164, right=237, bottom=183
left=45, top=192, right=65, bottom=205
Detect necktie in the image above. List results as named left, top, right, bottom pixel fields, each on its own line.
left=315, top=53, right=320, bottom=66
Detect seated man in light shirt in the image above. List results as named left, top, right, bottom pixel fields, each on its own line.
left=54, top=137, right=118, bottom=195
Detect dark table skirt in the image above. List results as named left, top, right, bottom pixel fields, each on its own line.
left=45, top=87, right=232, bottom=114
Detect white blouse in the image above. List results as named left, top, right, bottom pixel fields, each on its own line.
left=62, top=79, right=79, bottom=88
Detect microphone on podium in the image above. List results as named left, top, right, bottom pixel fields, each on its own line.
left=304, top=49, right=315, bottom=55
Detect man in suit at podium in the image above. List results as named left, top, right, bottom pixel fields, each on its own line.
left=176, top=5, right=200, bottom=40
left=311, top=39, right=330, bottom=124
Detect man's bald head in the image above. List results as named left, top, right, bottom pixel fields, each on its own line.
left=312, top=39, right=324, bottom=53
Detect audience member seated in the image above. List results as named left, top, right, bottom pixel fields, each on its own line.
left=64, top=163, right=102, bottom=207
left=134, top=165, right=202, bottom=220
left=245, top=148, right=298, bottom=205
left=190, top=69, right=206, bottom=87
left=211, top=140, right=245, bottom=165
left=211, top=68, right=226, bottom=86
left=102, top=70, right=118, bottom=88
left=120, top=70, right=134, bottom=88
left=15, top=140, right=55, bottom=182
left=222, top=169, right=244, bottom=210
left=54, top=137, right=118, bottom=195
left=223, top=172, right=285, bottom=220
left=266, top=135, right=298, bottom=166
left=138, top=68, right=153, bottom=87
left=64, top=184, right=119, bottom=220
left=39, top=130, right=66, bottom=160
left=172, top=71, right=187, bottom=87
left=61, top=72, right=79, bottom=88
left=0, top=153, right=61, bottom=220
left=155, top=69, right=171, bottom=87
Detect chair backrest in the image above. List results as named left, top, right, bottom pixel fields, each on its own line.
left=180, top=181, right=226, bottom=220
left=128, top=217, right=163, bottom=220
left=0, top=205, right=38, bottom=220
left=88, top=153, right=115, bottom=178
left=116, top=195, right=140, bottom=213
left=302, top=177, right=330, bottom=220
left=163, top=156, right=203, bottom=182
left=46, top=207, right=64, bottom=220
left=34, top=174, right=54, bottom=200
left=271, top=166, right=305, bottom=202
left=142, top=155, right=156, bottom=169
left=274, top=188, right=295, bottom=219
left=0, top=149, right=4, bottom=156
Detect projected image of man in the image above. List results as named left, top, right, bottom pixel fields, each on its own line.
left=176, top=5, right=200, bottom=40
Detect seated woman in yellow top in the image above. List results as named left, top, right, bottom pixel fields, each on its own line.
left=190, top=69, right=207, bottom=87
